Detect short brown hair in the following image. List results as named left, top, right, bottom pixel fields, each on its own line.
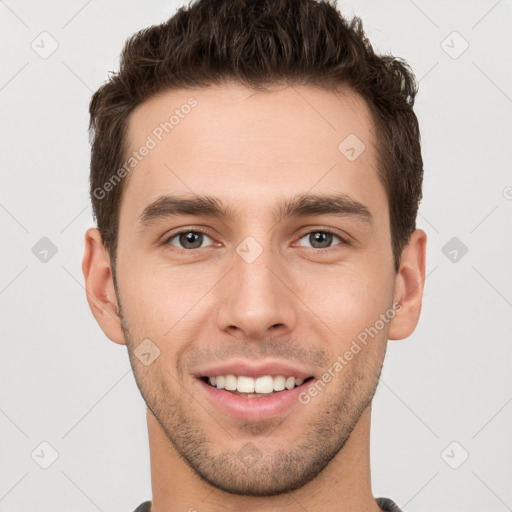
left=89, top=0, right=423, bottom=272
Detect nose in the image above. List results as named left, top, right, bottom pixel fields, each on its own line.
left=215, top=242, right=298, bottom=340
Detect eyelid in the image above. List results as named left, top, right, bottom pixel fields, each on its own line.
left=163, top=227, right=219, bottom=249
left=161, top=226, right=352, bottom=252
left=294, top=227, right=352, bottom=247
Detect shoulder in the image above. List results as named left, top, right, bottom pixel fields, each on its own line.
left=375, top=497, right=404, bottom=512
left=132, top=500, right=151, bottom=512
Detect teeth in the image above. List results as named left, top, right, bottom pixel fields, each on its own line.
left=273, top=375, right=286, bottom=391
left=205, top=374, right=308, bottom=393
left=285, top=376, right=295, bottom=389
left=255, top=376, right=274, bottom=393
left=237, top=375, right=255, bottom=393
left=225, top=374, right=237, bottom=391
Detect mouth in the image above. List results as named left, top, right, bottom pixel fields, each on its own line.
left=200, top=374, right=314, bottom=396
left=196, top=374, right=315, bottom=421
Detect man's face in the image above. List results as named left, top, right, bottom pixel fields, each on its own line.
left=113, top=83, right=398, bottom=495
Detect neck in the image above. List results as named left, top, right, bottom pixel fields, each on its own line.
left=147, top=405, right=381, bottom=512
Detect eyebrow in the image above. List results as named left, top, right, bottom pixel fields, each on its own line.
left=137, top=193, right=373, bottom=228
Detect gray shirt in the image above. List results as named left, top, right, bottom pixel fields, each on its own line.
left=133, top=497, right=404, bottom=511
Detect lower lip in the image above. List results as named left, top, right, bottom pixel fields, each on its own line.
left=197, top=378, right=310, bottom=422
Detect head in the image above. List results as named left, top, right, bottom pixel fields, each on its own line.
left=83, top=0, right=426, bottom=497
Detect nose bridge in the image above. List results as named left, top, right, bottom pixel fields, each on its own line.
left=215, top=236, right=297, bottom=338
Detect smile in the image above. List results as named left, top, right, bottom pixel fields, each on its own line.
left=197, top=374, right=314, bottom=421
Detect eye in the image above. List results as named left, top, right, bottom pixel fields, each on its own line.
left=166, top=230, right=214, bottom=250
left=297, top=230, right=344, bottom=249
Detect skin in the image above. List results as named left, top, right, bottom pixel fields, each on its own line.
left=82, top=82, right=426, bottom=512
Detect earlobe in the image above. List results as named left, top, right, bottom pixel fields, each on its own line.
left=388, top=229, right=427, bottom=341
left=82, top=227, right=126, bottom=345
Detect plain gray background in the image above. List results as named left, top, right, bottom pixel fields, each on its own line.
left=1, top=1, right=511, bottom=511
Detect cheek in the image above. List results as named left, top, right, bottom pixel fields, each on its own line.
left=116, top=254, right=219, bottom=344
left=116, top=258, right=173, bottom=336
left=300, top=265, right=394, bottom=346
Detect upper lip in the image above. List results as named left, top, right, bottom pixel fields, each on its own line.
left=194, top=360, right=316, bottom=379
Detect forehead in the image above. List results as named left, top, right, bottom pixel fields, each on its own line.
left=120, top=83, right=385, bottom=224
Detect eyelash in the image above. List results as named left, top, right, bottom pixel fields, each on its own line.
left=163, top=228, right=350, bottom=252
left=163, top=228, right=216, bottom=253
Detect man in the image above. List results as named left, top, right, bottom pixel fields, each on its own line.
left=82, top=0, right=426, bottom=510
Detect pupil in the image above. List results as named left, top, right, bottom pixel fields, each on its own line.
left=310, top=231, right=332, bottom=248
left=180, top=232, right=202, bottom=249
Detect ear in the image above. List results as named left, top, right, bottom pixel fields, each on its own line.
left=82, top=227, right=126, bottom=345
left=388, top=229, right=427, bottom=340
